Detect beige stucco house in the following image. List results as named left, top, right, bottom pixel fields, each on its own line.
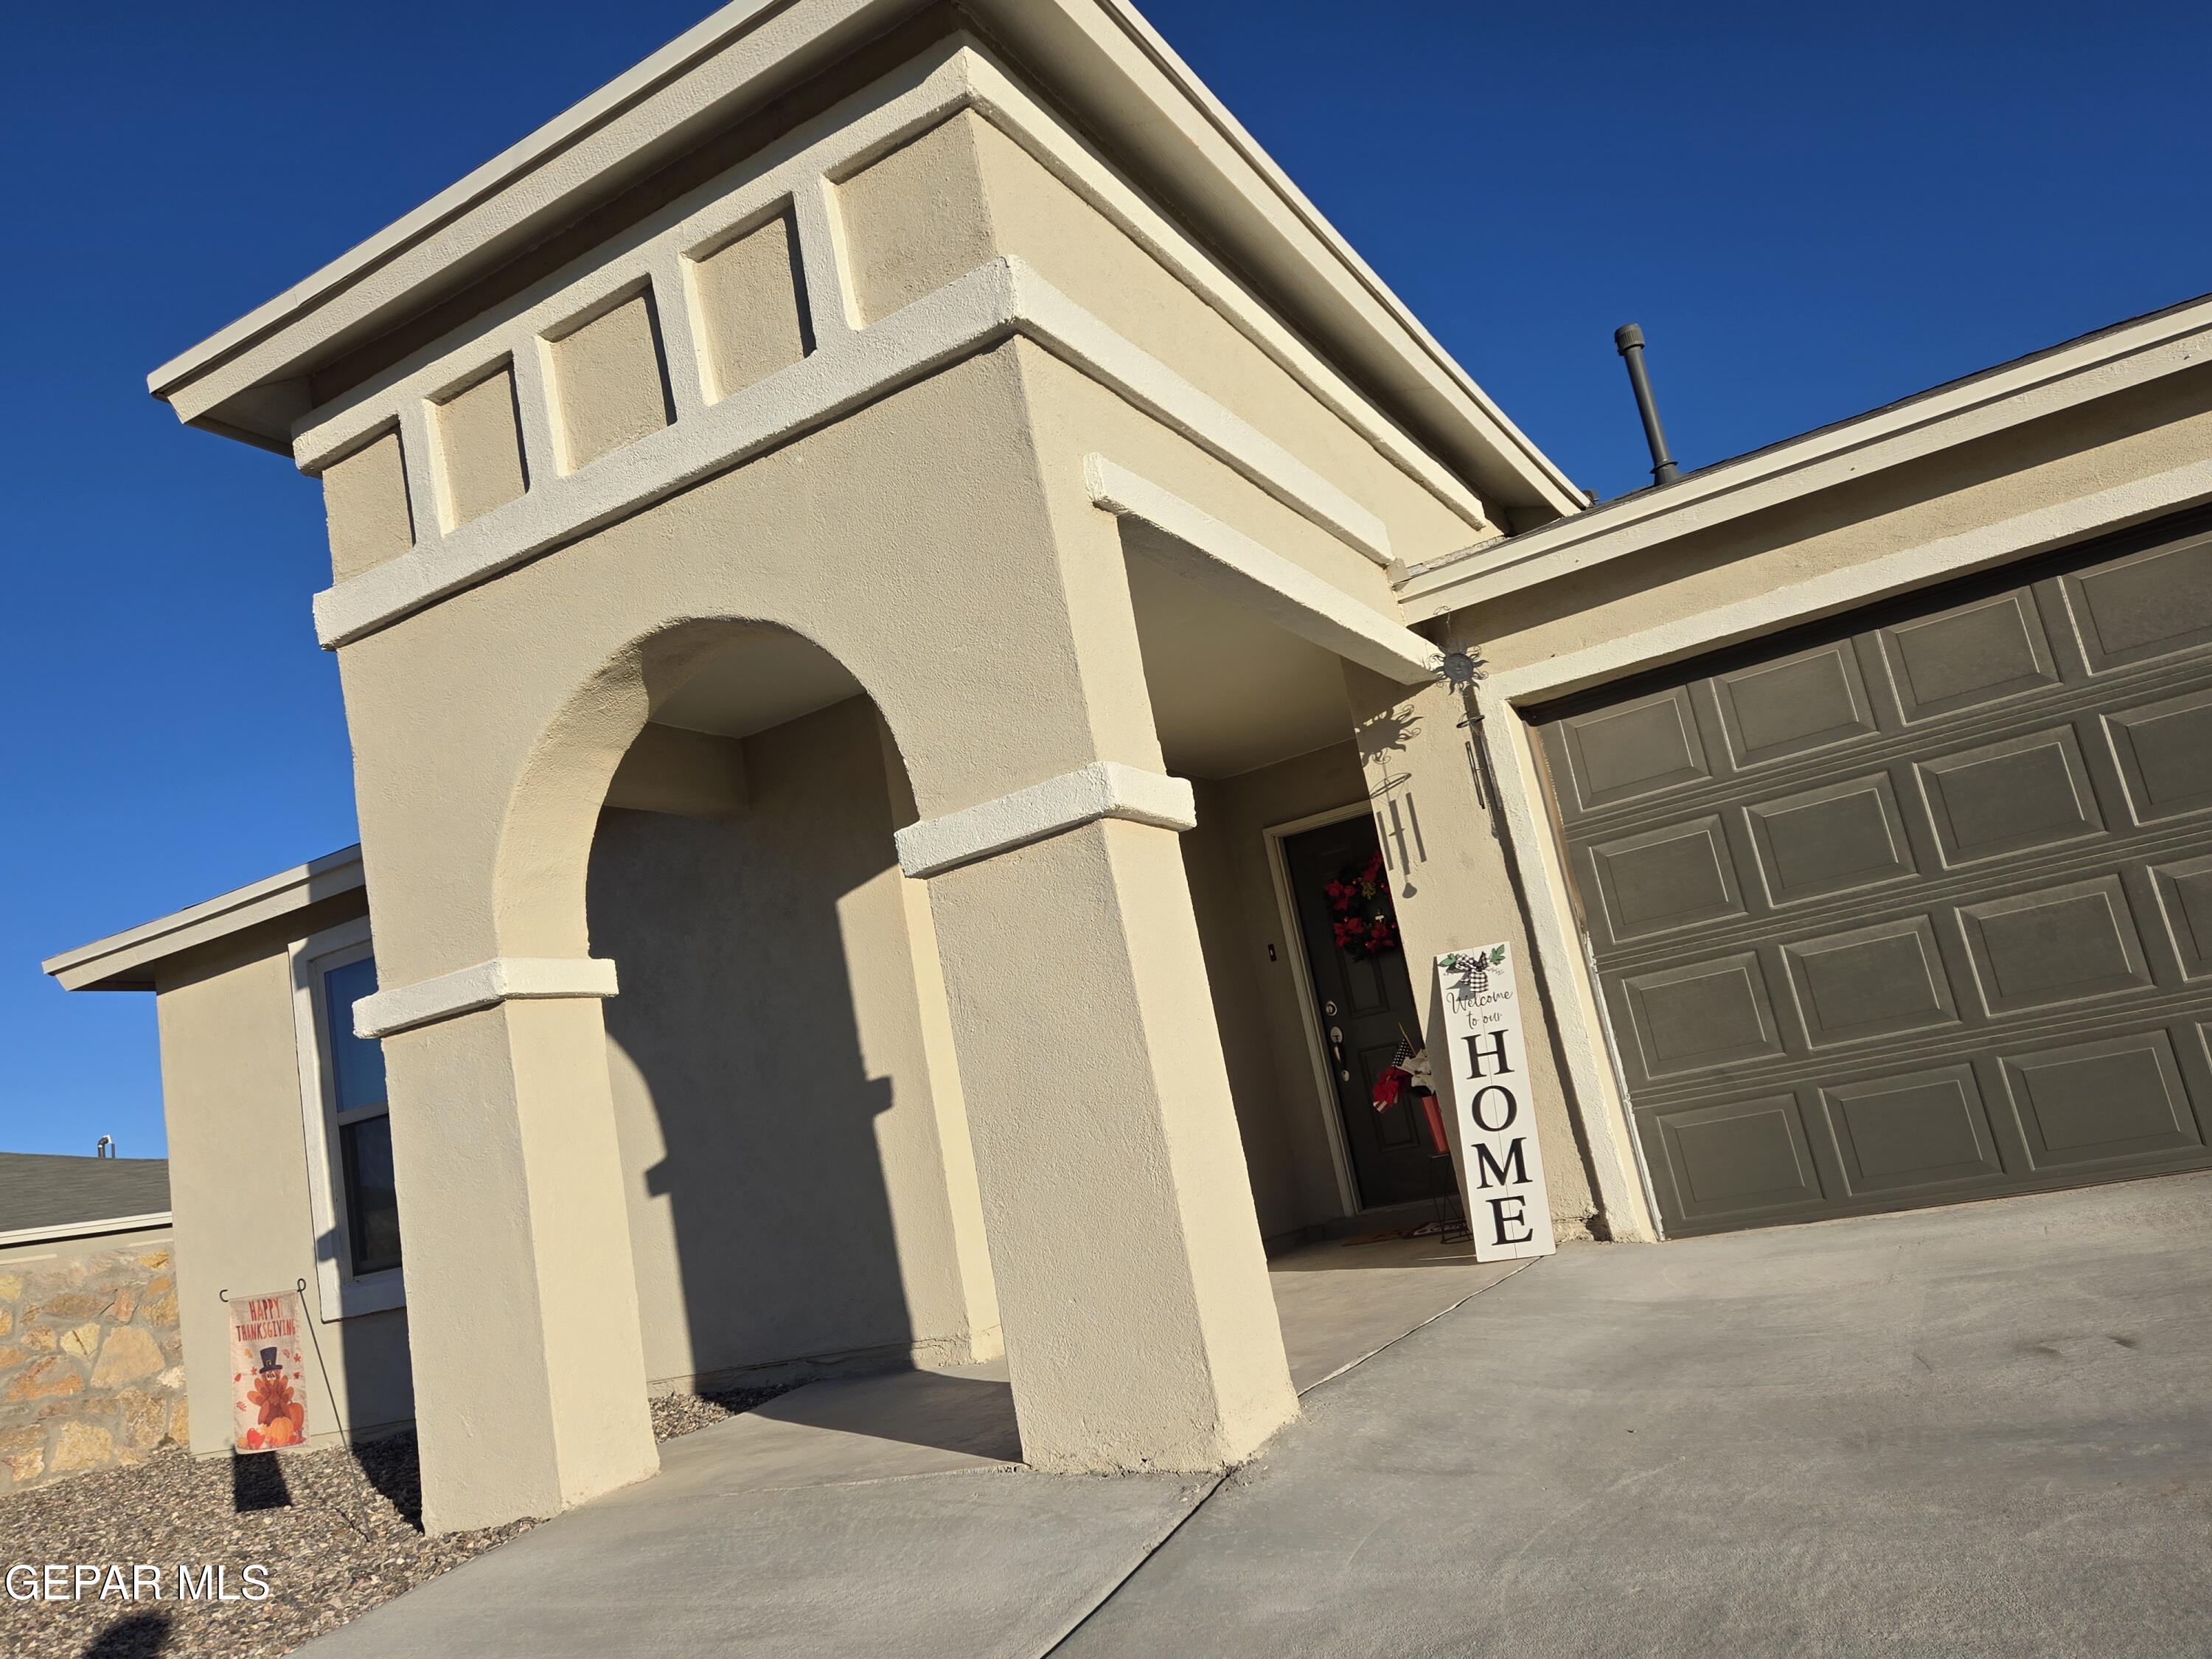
left=43, top=0, right=2212, bottom=1536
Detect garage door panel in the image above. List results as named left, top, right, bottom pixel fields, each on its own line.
left=1955, top=873, right=2153, bottom=1017
left=1540, top=514, right=2212, bottom=1235
left=1743, top=771, right=1919, bottom=907
left=1781, top=915, right=1960, bottom=1047
left=1711, top=639, right=1879, bottom=767
left=2152, top=855, right=2212, bottom=979
left=1549, top=686, right=1710, bottom=816
left=2061, top=532, right=2212, bottom=672
left=1999, top=1027, right=2203, bottom=1169
left=2104, top=686, right=2212, bottom=825
left=1915, top=724, right=2108, bottom=868
left=1613, top=953, right=1784, bottom=1083
left=1877, top=586, right=2062, bottom=723
left=1643, top=1092, right=1828, bottom=1225
left=1583, top=814, right=1746, bottom=947
left=1819, top=1064, right=2006, bottom=1196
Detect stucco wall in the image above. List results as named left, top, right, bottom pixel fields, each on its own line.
left=154, top=926, right=416, bottom=1456
left=837, top=105, right=1483, bottom=572
left=590, top=694, right=999, bottom=1391
left=1344, top=667, right=1607, bottom=1239
left=1183, top=742, right=1374, bottom=1241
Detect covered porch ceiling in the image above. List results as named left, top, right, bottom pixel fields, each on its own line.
left=637, top=543, right=1367, bottom=787
left=1123, top=534, right=1358, bottom=782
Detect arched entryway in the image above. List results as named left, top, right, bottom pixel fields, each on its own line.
left=582, top=623, right=1002, bottom=1407
left=352, top=506, right=1303, bottom=1528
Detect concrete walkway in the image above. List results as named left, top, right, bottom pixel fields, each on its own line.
left=305, top=1231, right=1512, bottom=1658
left=1063, top=1172, right=2212, bottom=1657
left=309, top=1175, right=2212, bottom=1656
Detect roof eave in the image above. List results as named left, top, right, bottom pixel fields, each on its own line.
left=45, top=846, right=367, bottom=992
left=147, top=0, right=1580, bottom=521
left=1397, top=287, right=2212, bottom=616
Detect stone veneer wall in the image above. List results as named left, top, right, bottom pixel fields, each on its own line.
left=0, top=1242, right=188, bottom=1497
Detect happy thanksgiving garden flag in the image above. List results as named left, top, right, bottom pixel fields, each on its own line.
left=229, top=1289, right=310, bottom=1451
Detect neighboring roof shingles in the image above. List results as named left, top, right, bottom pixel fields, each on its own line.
left=0, top=1154, right=172, bottom=1236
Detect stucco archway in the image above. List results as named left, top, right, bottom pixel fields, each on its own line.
left=352, top=487, right=1301, bottom=1526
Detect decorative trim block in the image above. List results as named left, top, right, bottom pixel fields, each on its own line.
left=895, top=762, right=1196, bottom=877
left=353, top=956, right=621, bottom=1040
left=310, top=255, right=1390, bottom=647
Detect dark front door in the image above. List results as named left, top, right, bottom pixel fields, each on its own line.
left=1284, top=815, right=1455, bottom=1209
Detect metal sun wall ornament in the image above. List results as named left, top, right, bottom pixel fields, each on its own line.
left=1433, top=636, right=1495, bottom=813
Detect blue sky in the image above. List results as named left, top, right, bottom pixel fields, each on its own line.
left=4, top=0, right=2207, bottom=1158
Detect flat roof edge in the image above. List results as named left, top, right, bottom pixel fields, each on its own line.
left=44, top=846, right=366, bottom=992
left=145, top=0, right=807, bottom=403
left=147, top=0, right=1581, bottom=515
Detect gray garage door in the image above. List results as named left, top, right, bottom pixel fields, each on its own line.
left=1533, top=514, right=2212, bottom=1235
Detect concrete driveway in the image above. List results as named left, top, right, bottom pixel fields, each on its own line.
left=309, top=1172, right=2212, bottom=1657
left=1063, top=1172, right=2212, bottom=1657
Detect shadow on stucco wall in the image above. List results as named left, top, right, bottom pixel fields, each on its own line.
left=585, top=694, right=928, bottom=1402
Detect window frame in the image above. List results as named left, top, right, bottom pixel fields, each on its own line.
left=289, top=917, right=405, bottom=1320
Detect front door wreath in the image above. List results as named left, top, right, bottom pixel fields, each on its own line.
left=1322, top=849, right=1400, bottom=959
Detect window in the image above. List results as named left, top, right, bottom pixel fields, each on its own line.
left=291, top=919, right=405, bottom=1318
left=321, top=957, right=402, bottom=1276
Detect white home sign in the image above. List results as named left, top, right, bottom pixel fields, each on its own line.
left=1435, top=946, right=1556, bottom=1262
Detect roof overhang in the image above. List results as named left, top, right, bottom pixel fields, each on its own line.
left=0, top=1214, right=174, bottom=1251
left=44, top=846, right=366, bottom=992
left=1398, top=288, right=2212, bottom=618
left=147, top=0, right=1581, bottom=523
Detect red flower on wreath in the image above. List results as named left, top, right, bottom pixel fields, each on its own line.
left=1320, top=849, right=1403, bottom=961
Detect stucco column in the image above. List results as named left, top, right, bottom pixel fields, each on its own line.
left=918, top=810, right=1298, bottom=1472
left=376, top=994, right=658, bottom=1532
left=1343, top=663, right=1652, bottom=1242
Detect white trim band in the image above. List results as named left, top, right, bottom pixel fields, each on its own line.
left=1484, top=452, right=2212, bottom=709
left=310, top=254, right=1390, bottom=648
left=354, top=956, right=621, bottom=1039
left=895, top=762, right=1195, bottom=877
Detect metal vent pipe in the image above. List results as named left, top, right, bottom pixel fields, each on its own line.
left=1613, top=322, right=1680, bottom=485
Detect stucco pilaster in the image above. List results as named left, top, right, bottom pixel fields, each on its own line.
left=378, top=995, right=657, bottom=1531
left=924, top=813, right=1297, bottom=1470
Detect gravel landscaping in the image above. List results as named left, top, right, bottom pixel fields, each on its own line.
left=2, top=1382, right=792, bottom=1658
